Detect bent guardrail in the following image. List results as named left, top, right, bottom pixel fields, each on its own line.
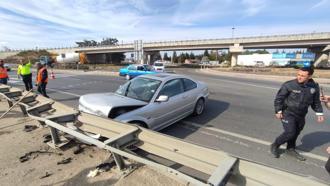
left=0, top=84, right=327, bottom=186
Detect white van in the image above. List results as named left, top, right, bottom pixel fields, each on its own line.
left=153, top=62, right=165, bottom=72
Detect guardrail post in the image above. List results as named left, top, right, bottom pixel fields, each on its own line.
left=112, top=144, right=125, bottom=170
left=19, top=105, right=28, bottom=116
left=50, top=127, right=61, bottom=144
left=7, top=100, right=13, bottom=107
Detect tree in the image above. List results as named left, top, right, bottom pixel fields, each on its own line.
left=76, top=37, right=119, bottom=47
left=100, top=38, right=119, bottom=46
left=163, top=52, right=170, bottom=61
left=189, top=52, right=195, bottom=59
left=173, top=51, right=178, bottom=63
left=203, top=50, right=209, bottom=57
left=152, top=51, right=162, bottom=62
left=179, top=53, right=188, bottom=63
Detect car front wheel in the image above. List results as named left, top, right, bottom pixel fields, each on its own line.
left=125, top=74, right=130, bottom=80
left=193, top=98, right=205, bottom=116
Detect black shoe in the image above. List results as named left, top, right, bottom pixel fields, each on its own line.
left=286, top=149, right=306, bottom=161
left=270, top=143, right=280, bottom=158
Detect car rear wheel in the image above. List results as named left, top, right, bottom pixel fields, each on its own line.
left=193, top=98, right=205, bottom=116
left=125, top=74, right=130, bottom=80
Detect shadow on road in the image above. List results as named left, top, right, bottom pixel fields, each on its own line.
left=297, top=131, right=330, bottom=152
left=184, top=98, right=230, bottom=125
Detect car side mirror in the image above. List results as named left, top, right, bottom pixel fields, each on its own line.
left=156, top=95, right=168, bottom=102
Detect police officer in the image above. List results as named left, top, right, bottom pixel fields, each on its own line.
left=35, top=62, right=49, bottom=98
left=271, top=67, right=324, bottom=161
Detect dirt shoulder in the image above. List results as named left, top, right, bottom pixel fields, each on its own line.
left=0, top=101, right=183, bottom=186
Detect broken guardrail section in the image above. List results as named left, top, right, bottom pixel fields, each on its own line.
left=0, top=84, right=327, bottom=186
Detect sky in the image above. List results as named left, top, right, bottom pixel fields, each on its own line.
left=0, top=0, right=330, bottom=50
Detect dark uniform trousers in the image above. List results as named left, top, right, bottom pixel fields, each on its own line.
left=22, top=74, right=33, bottom=91
left=37, top=82, right=49, bottom=98
left=274, top=113, right=305, bottom=149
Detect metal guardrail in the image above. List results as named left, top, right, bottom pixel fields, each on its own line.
left=0, top=84, right=327, bottom=186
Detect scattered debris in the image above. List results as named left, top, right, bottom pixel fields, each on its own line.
left=57, top=158, right=72, bottom=165
left=87, top=169, right=99, bottom=178
left=39, top=171, right=52, bottom=179
left=73, top=145, right=83, bottom=155
left=19, top=150, right=60, bottom=163
left=96, top=162, right=115, bottom=172
left=43, top=134, right=52, bottom=143
left=87, top=158, right=115, bottom=178
left=23, top=125, right=38, bottom=132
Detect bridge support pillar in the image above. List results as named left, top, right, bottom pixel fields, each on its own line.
left=309, top=45, right=330, bottom=68
left=134, top=40, right=144, bottom=64
left=229, top=44, right=244, bottom=67
left=142, top=51, right=161, bottom=65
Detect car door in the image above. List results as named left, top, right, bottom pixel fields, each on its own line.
left=148, top=78, right=186, bottom=130
left=181, top=78, right=198, bottom=114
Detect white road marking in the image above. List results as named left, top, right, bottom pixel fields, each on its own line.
left=182, top=120, right=328, bottom=162
left=204, top=76, right=279, bottom=90
left=47, top=88, right=81, bottom=97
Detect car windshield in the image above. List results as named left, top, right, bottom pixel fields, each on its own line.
left=115, top=77, right=162, bottom=102
left=143, top=65, right=153, bottom=71
left=154, top=63, right=163, bottom=67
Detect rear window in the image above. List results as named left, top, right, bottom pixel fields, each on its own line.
left=183, top=78, right=197, bottom=91
left=154, top=63, right=164, bottom=67
left=128, top=66, right=136, bottom=70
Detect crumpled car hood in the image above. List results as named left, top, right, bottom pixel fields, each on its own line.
left=79, top=92, right=147, bottom=117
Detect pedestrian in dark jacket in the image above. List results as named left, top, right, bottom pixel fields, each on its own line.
left=271, top=67, right=324, bottom=161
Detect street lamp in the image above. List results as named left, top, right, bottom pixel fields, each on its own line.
left=232, top=27, right=235, bottom=39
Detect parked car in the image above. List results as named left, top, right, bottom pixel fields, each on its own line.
left=153, top=62, right=165, bottom=72
left=79, top=73, right=209, bottom=131
left=119, top=64, right=157, bottom=80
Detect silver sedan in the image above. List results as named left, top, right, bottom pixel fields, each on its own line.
left=79, top=73, right=209, bottom=131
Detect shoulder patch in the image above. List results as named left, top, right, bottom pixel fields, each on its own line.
left=310, top=88, right=315, bottom=94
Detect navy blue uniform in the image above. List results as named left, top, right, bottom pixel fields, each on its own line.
left=273, top=79, right=323, bottom=149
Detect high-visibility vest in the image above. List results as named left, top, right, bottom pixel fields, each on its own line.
left=36, top=67, right=48, bottom=83
left=0, top=67, right=8, bottom=79
left=17, top=62, right=32, bottom=75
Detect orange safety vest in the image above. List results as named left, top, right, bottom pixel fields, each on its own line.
left=0, top=67, right=8, bottom=79
left=36, top=67, right=48, bottom=83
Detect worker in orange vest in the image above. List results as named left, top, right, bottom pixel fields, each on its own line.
left=0, top=60, right=9, bottom=85
left=35, top=62, right=49, bottom=98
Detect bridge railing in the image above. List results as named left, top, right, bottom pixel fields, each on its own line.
left=2, top=32, right=330, bottom=52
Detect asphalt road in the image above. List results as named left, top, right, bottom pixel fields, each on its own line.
left=7, top=69, right=330, bottom=183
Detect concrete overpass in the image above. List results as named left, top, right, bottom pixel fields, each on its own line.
left=1, top=32, right=330, bottom=66
left=74, top=32, right=330, bottom=66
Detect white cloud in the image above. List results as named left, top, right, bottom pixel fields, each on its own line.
left=0, top=0, right=329, bottom=49
left=241, top=0, right=267, bottom=16
left=310, top=0, right=329, bottom=9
